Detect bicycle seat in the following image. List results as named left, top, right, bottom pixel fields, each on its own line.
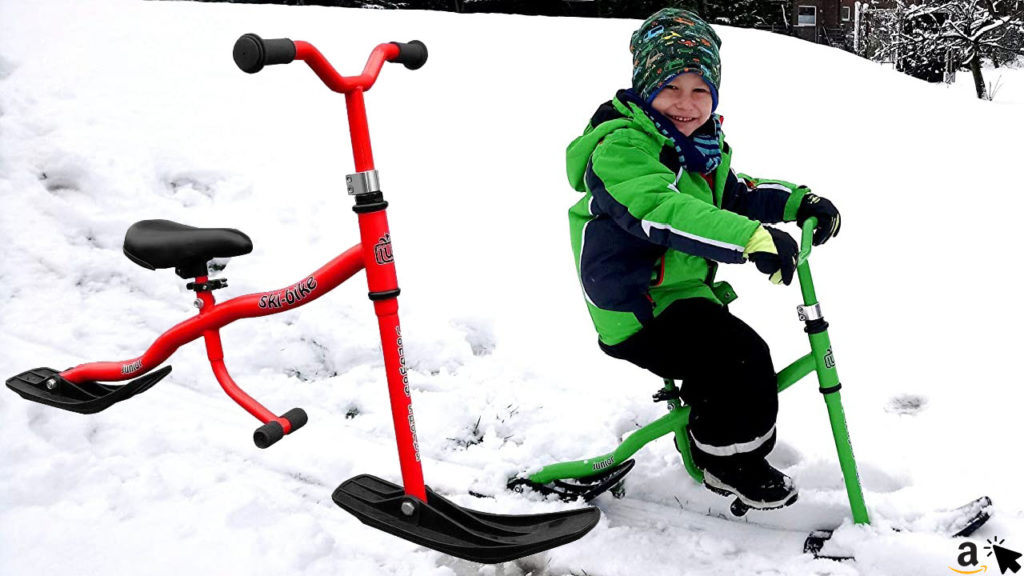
left=123, top=219, right=253, bottom=274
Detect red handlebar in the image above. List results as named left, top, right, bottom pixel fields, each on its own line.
left=233, top=34, right=427, bottom=95
left=294, top=41, right=399, bottom=94
left=234, top=35, right=427, bottom=171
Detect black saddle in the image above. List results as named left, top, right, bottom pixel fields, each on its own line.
left=123, top=219, right=252, bottom=277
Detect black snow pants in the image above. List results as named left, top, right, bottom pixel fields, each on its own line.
left=599, top=297, right=778, bottom=469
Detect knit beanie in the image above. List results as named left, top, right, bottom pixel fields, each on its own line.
left=630, top=8, right=722, bottom=109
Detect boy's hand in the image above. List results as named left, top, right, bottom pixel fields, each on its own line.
left=744, top=226, right=798, bottom=286
left=797, top=193, right=841, bottom=246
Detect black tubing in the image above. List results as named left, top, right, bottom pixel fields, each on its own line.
left=282, top=407, right=308, bottom=432
left=390, top=40, right=428, bottom=70
left=253, top=420, right=285, bottom=449
left=234, top=34, right=296, bottom=74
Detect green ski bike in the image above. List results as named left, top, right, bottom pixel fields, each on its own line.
left=509, top=218, right=992, bottom=556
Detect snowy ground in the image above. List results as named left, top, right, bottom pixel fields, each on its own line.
left=1, top=1, right=1022, bottom=575
left=949, top=59, right=1024, bottom=105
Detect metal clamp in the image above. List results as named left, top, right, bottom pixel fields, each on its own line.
left=186, top=278, right=228, bottom=292
left=797, top=303, right=823, bottom=322
left=346, top=170, right=380, bottom=196
left=652, top=388, right=682, bottom=403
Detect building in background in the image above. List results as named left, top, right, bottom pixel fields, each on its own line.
left=788, top=1, right=935, bottom=51
left=791, top=0, right=858, bottom=48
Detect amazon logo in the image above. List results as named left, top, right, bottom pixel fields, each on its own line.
left=950, top=537, right=1020, bottom=574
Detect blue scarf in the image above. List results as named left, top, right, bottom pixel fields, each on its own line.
left=623, top=89, right=723, bottom=175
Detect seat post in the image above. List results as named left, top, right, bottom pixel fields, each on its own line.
left=192, top=276, right=217, bottom=313
left=175, top=260, right=209, bottom=280
left=186, top=270, right=229, bottom=298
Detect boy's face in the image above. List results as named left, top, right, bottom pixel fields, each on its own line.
left=650, top=73, right=714, bottom=137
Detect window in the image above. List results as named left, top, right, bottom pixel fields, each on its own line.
left=798, top=5, right=817, bottom=26
left=842, top=6, right=851, bottom=21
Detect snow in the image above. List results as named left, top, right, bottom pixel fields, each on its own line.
left=1, top=0, right=1023, bottom=574
left=950, top=60, right=1024, bottom=104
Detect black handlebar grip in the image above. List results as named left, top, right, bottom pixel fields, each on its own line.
left=253, top=420, right=284, bottom=449
left=234, top=34, right=296, bottom=74
left=390, top=40, right=428, bottom=70
left=252, top=408, right=307, bottom=449
left=281, top=407, right=308, bottom=432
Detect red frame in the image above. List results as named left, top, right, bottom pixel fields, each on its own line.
left=58, top=41, right=427, bottom=500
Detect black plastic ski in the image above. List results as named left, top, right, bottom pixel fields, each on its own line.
left=6, top=366, right=171, bottom=414
left=804, top=496, right=994, bottom=561
left=333, top=474, right=600, bottom=564
left=803, top=529, right=852, bottom=561
left=947, top=496, right=994, bottom=538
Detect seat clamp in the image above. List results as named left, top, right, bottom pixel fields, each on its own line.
left=652, top=388, right=682, bottom=403
left=186, top=278, right=228, bottom=292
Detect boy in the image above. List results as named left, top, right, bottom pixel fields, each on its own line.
left=565, top=8, right=841, bottom=510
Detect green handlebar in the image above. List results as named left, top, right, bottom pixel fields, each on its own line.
left=798, top=216, right=817, bottom=265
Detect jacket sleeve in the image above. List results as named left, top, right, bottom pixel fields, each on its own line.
left=722, top=170, right=810, bottom=224
left=586, top=134, right=761, bottom=265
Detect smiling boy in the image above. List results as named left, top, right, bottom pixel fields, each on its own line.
left=565, top=8, right=842, bottom=510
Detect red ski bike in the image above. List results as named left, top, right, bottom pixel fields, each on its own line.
left=6, top=34, right=598, bottom=563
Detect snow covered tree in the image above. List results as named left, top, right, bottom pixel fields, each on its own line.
left=876, top=0, right=1024, bottom=98
left=688, top=0, right=790, bottom=28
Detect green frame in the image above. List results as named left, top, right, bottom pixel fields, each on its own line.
left=528, top=219, right=870, bottom=524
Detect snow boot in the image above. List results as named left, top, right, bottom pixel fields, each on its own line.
left=701, top=457, right=798, bottom=510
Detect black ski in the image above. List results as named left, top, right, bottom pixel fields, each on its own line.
left=334, top=474, right=600, bottom=564
left=804, top=496, right=994, bottom=561
left=6, top=365, right=171, bottom=414
left=945, top=496, right=994, bottom=538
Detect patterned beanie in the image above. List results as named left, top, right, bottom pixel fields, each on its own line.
left=630, top=8, right=722, bottom=109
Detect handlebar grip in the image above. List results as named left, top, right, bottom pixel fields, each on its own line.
left=252, top=407, right=308, bottom=449
left=233, top=34, right=296, bottom=74
left=281, top=407, right=308, bottom=431
left=253, top=420, right=284, bottom=449
left=390, top=40, right=428, bottom=70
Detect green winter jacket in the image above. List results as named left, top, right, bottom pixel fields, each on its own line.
left=567, top=90, right=807, bottom=346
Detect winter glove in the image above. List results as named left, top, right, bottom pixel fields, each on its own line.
left=744, top=226, right=798, bottom=286
left=796, top=192, right=841, bottom=246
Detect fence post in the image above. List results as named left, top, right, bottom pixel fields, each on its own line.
left=944, top=48, right=958, bottom=84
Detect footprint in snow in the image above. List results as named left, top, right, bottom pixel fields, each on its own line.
left=162, top=171, right=222, bottom=207
left=886, top=394, right=928, bottom=416
left=39, top=167, right=83, bottom=196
